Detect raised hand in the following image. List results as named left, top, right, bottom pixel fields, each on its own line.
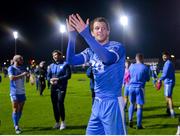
left=69, top=13, right=89, bottom=33
left=66, top=15, right=75, bottom=32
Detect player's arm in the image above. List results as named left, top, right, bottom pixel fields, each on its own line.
left=8, top=67, right=28, bottom=80
left=47, top=65, right=52, bottom=81
left=66, top=31, right=85, bottom=65
left=66, top=17, right=85, bottom=65
left=159, top=62, right=169, bottom=81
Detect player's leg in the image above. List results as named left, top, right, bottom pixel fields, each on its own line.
left=58, top=90, right=66, bottom=130
left=51, top=91, right=60, bottom=128
left=101, top=97, right=127, bottom=135
left=36, top=78, right=39, bottom=91
left=42, top=80, right=46, bottom=95
left=11, top=101, right=19, bottom=127
left=124, top=85, right=129, bottom=109
left=128, top=87, right=136, bottom=128
left=11, top=96, right=22, bottom=134
left=17, top=96, right=25, bottom=121
left=18, top=101, right=25, bottom=122
left=86, top=98, right=105, bottom=135
left=164, top=84, right=175, bottom=117
left=136, top=88, right=145, bottom=129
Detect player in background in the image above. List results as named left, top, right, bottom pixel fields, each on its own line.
left=86, top=66, right=95, bottom=104
left=47, top=50, right=71, bottom=130
left=66, top=14, right=126, bottom=135
left=34, top=61, right=47, bottom=96
left=150, top=63, right=158, bottom=87
left=128, top=53, right=150, bottom=129
left=123, top=60, right=131, bottom=109
left=158, top=51, right=175, bottom=118
left=8, top=55, right=28, bottom=134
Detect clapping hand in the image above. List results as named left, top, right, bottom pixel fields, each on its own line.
left=67, top=13, right=89, bottom=33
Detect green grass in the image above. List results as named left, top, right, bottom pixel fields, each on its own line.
left=0, top=73, right=179, bottom=135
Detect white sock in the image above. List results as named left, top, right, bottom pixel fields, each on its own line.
left=170, top=109, right=175, bottom=115
left=177, top=126, right=180, bottom=134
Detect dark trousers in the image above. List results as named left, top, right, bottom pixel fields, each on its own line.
left=39, top=80, right=46, bottom=95
left=51, top=89, right=66, bottom=123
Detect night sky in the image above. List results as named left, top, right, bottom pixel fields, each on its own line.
left=0, top=0, right=180, bottom=64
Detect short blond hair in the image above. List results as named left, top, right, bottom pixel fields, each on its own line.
left=13, top=55, right=23, bottom=62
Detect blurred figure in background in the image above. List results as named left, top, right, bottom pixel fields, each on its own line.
left=35, top=61, right=47, bottom=96
left=123, top=60, right=131, bottom=109
left=86, top=66, right=95, bottom=104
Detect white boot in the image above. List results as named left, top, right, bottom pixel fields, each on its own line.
left=60, top=121, right=66, bottom=130
left=176, top=126, right=180, bottom=135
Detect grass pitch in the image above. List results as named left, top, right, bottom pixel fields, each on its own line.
left=0, top=73, right=179, bottom=135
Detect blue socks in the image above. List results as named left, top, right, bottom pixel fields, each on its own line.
left=137, top=108, right=142, bottom=127
left=18, top=112, right=22, bottom=122
left=12, top=112, right=22, bottom=127
left=12, top=112, right=18, bottom=126
left=128, top=103, right=134, bottom=121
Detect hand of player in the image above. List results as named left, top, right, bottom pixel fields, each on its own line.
left=22, top=72, right=28, bottom=77
left=156, top=80, right=162, bottom=90
left=50, top=78, right=59, bottom=85
left=66, top=15, right=76, bottom=32
left=69, top=13, right=89, bottom=33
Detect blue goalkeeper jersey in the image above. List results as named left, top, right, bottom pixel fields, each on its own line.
left=129, top=63, right=150, bottom=88
left=8, top=65, right=26, bottom=95
left=159, top=60, right=175, bottom=84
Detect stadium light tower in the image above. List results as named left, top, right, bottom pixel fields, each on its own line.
left=13, top=31, right=18, bottom=55
left=59, top=24, right=66, bottom=55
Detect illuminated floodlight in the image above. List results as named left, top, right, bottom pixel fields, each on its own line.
left=59, top=24, right=66, bottom=33
left=171, top=55, right=175, bottom=58
left=120, top=16, right=128, bottom=26
left=13, top=31, right=18, bottom=39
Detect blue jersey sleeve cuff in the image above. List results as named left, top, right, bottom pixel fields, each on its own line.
left=80, top=25, right=90, bottom=38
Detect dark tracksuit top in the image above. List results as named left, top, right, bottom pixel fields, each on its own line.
left=47, top=60, right=71, bottom=122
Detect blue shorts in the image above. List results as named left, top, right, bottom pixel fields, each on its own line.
left=164, top=84, right=174, bottom=97
left=10, top=94, right=26, bottom=102
left=86, top=96, right=127, bottom=135
left=124, top=85, right=129, bottom=97
left=129, top=86, right=144, bottom=105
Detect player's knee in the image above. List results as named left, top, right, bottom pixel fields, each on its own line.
left=137, top=104, right=143, bottom=109
left=13, top=108, right=18, bottom=112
